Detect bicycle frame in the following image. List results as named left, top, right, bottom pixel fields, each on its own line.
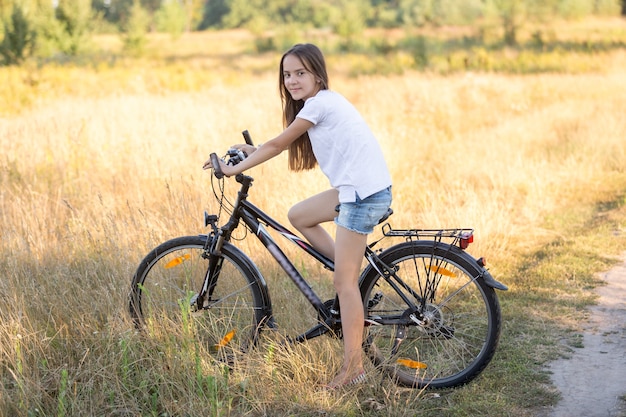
left=201, top=173, right=346, bottom=342
left=197, top=171, right=506, bottom=345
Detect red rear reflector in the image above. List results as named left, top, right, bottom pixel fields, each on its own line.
left=460, top=233, right=473, bottom=249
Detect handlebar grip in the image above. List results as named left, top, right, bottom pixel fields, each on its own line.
left=210, top=153, right=224, bottom=179
left=242, top=130, right=254, bottom=146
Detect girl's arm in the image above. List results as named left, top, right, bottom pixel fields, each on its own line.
left=203, top=118, right=312, bottom=176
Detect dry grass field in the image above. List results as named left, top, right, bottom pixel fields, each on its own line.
left=1, top=21, right=626, bottom=416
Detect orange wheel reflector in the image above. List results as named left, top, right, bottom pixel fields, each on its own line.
left=427, top=265, right=456, bottom=278
left=397, top=358, right=428, bottom=369
left=215, top=329, right=236, bottom=349
left=164, top=254, right=191, bottom=269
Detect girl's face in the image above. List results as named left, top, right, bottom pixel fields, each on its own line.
left=282, top=54, right=321, bottom=102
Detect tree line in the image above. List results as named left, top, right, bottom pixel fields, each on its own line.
left=1, top=0, right=624, bottom=65
left=84, top=0, right=626, bottom=31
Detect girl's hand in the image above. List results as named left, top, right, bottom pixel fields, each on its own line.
left=202, top=144, right=257, bottom=169
left=202, top=143, right=261, bottom=176
left=232, top=143, right=259, bottom=156
left=202, top=155, right=237, bottom=177
left=202, top=155, right=216, bottom=170
left=220, top=164, right=238, bottom=177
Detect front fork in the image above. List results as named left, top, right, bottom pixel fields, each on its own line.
left=195, top=213, right=224, bottom=311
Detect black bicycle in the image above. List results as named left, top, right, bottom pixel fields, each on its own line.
left=129, top=131, right=508, bottom=389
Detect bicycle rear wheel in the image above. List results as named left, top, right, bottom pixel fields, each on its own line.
left=129, top=236, right=269, bottom=361
left=360, top=241, right=502, bottom=388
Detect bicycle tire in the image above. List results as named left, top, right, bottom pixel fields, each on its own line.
left=129, top=235, right=270, bottom=361
left=360, top=240, right=502, bottom=389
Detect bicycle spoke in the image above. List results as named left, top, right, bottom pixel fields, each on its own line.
left=361, top=241, right=501, bottom=388
left=130, top=236, right=267, bottom=362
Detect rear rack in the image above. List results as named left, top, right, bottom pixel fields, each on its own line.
left=381, top=224, right=474, bottom=249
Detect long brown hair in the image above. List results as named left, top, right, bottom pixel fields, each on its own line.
left=279, top=44, right=329, bottom=171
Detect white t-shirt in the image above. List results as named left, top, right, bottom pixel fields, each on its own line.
left=296, top=89, right=392, bottom=203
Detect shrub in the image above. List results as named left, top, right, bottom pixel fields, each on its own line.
left=155, top=0, right=186, bottom=40
left=122, top=0, right=150, bottom=56
left=54, top=0, right=95, bottom=56
left=0, top=5, right=36, bottom=66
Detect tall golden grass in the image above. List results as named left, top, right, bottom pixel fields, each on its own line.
left=1, top=25, right=626, bottom=416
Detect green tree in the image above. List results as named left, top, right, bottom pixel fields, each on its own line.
left=55, top=0, right=95, bottom=55
left=30, top=1, right=65, bottom=57
left=501, top=0, right=524, bottom=45
left=220, top=0, right=334, bottom=30
left=221, top=0, right=262, bottom=28
left=93, top=0, right=131, bottom=26
left=432, top=0, right=484, bottom=25
left=122, top=0, right=149, bottom=55
left=141, top=0, right=162, bottom=31
left=484, top=0, right=553, bottom=45
left=199, top=0, right=229, bottom=28
left=332, top=0, right=367, bottom=50
left=482, top=0, right=616, bottom=46
left=398, top=0, right=430, bottom=27
left=0, top=4, right=36, bottom=65
left=155, top=0, right=185, bottom=38
left=182, top=0, right=204, bottom=30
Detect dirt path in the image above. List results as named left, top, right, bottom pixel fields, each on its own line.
left=542, top=253, right=626, bottom=417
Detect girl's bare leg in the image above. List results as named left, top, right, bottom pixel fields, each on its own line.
left=327, top=225, right=368, bottom=387
left=289, top=189, right=368, bottom=386
left=287, top=189, right=338, bottom=260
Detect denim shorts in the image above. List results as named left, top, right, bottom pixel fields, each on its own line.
left=335, top=187, right=392, bottom=235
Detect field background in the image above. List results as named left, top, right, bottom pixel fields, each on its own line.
left=2, top=18, right=626, bottom=416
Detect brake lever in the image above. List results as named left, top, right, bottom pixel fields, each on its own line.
left=226, top=148, right=247, bottom=165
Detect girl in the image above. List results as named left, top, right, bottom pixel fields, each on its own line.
left=203, top=43, right=392, bottom=389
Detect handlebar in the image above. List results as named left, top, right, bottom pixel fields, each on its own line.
left=210, top=130, right=255, bottom=179
left=242, top=130, right=254, bottom=146
left=210, top=153, right=224, bottom=179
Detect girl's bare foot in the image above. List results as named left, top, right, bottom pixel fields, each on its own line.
left=324, top=368, right=366, bottom=390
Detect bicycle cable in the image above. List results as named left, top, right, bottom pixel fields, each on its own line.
left=209, top=164, right=248, bottom=242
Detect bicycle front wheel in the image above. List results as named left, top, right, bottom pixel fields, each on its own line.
left=129, top=236, right=269, bottom=361
left=360, top=241, right=502, bottom=389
